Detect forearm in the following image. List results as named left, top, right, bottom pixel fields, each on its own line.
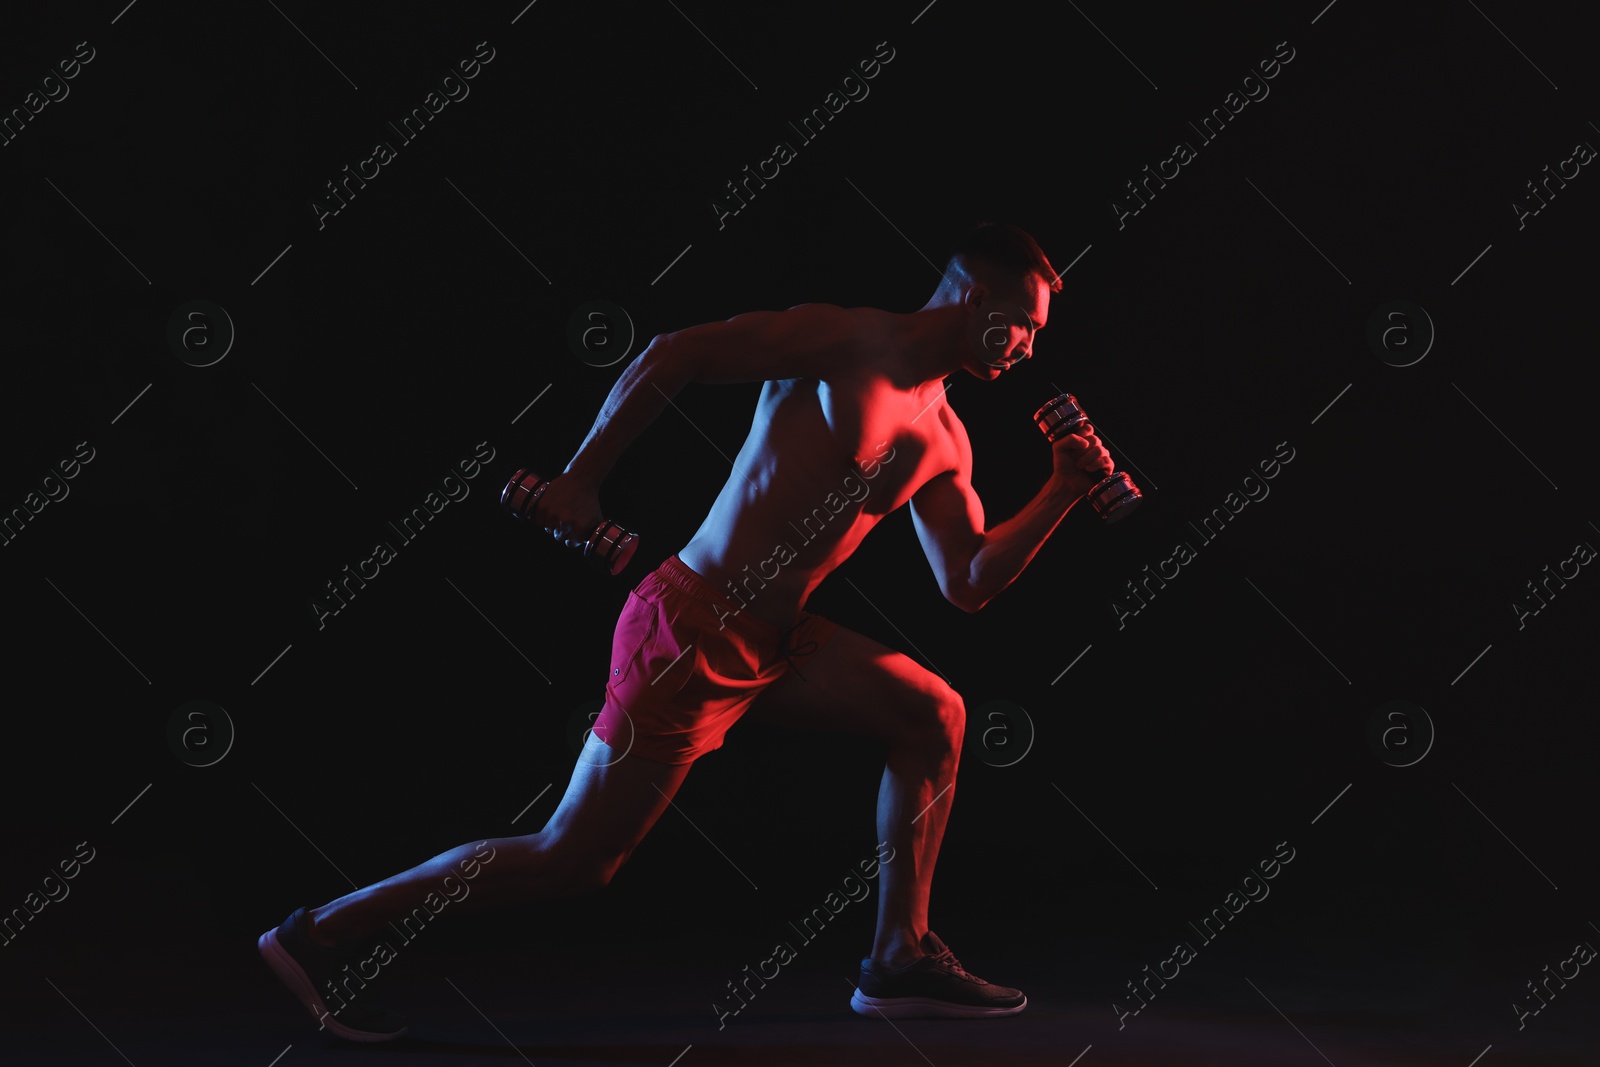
left=962, top=474, right=1082, bottom=610
left=562, top=336, right=692, bottom=482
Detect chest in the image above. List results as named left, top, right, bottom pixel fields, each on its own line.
left=812, top=377, right=945, bottom=509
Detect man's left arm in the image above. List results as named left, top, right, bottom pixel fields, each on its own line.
left=910, top=414, right=1112, bottom=612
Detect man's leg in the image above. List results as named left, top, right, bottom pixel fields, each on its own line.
left=260, top=732, right=691, bottom=1039
left=746, top=624, right=1022, bottom=1018
left=307, top=733, right=692, bottom=948
left=744, top=625, right=963, bottom=969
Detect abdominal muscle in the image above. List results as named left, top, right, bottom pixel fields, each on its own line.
left=677, top=377, right=910, bottom=629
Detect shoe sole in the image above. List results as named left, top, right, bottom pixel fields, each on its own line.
left=257, top=926, right=408, bottom=1042
left=850, top=989, right=1027, bottom=1018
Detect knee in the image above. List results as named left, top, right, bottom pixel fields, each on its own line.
left=570, top=855, right=625, bottom=894
left=907, top=681, right=965, bottom=756
left=539, top=839, right=627, bottom=896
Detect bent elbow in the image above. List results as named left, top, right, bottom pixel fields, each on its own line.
left=641, top=332, right=675, bottom=368
left=641, top=333, right=695, bottom=387
left=949, top=582, right=986, bottom=613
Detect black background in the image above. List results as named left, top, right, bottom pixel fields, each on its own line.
left=2, top=1, right=1595, bottom=1064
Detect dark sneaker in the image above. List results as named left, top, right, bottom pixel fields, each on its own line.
left=257, top=907, right=408, bottom=1042
left=851, top=931, right=1026, bottom=1018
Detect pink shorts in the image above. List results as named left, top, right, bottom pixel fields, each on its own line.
left=591, top=554, right=839, bottom=765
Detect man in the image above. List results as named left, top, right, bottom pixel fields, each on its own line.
left=258, top=222, right=1116, bottom=1041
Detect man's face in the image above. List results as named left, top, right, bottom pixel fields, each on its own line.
left=964, top=274, right=1051, bottom=378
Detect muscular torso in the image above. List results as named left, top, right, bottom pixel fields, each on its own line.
left=678, top=357, right=958, bottom=628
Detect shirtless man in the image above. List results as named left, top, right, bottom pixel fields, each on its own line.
left=258, top=223, right=1116, bottom=1041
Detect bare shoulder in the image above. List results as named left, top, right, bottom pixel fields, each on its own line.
left=904, top=392, right=976, bottom=525
left=932, top=392, right=973, bottom=476
left=784, top=303, right=896, bottom=360
left=902, top=390, right=972, bottom=510
left=686, top=302, right=893, bottom=385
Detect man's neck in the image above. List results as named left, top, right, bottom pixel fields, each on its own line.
left=893, top=303, right=965, bottom=388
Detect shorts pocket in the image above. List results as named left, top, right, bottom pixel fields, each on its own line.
left=608, top=591, right=661, bottom=689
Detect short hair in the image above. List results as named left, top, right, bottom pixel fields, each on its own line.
left=942, top=222, right=1062, bottom=293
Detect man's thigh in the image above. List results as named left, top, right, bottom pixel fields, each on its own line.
left=744, top=623, right=957, bottom=745
left=538, top=734, right=693, bottom=867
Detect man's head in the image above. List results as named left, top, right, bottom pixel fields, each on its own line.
left=928, top=222, right=1061, bottom=379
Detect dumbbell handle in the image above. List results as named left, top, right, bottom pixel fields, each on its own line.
left=1033, top=393, right=1143, bottom=523
left=501, top=468, right=640, bottom=575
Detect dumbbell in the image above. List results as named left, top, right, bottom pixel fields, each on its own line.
left=501, top=468, right=640, bottom=575
left=1033, top=393, right=1142, bottom=523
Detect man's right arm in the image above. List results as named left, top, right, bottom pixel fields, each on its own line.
left=534, top=304, right=866, bottom=541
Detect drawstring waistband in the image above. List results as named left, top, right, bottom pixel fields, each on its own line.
left=778, top=621, right=819, bottom=681
left=656, top=555, right=820, bottom=678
